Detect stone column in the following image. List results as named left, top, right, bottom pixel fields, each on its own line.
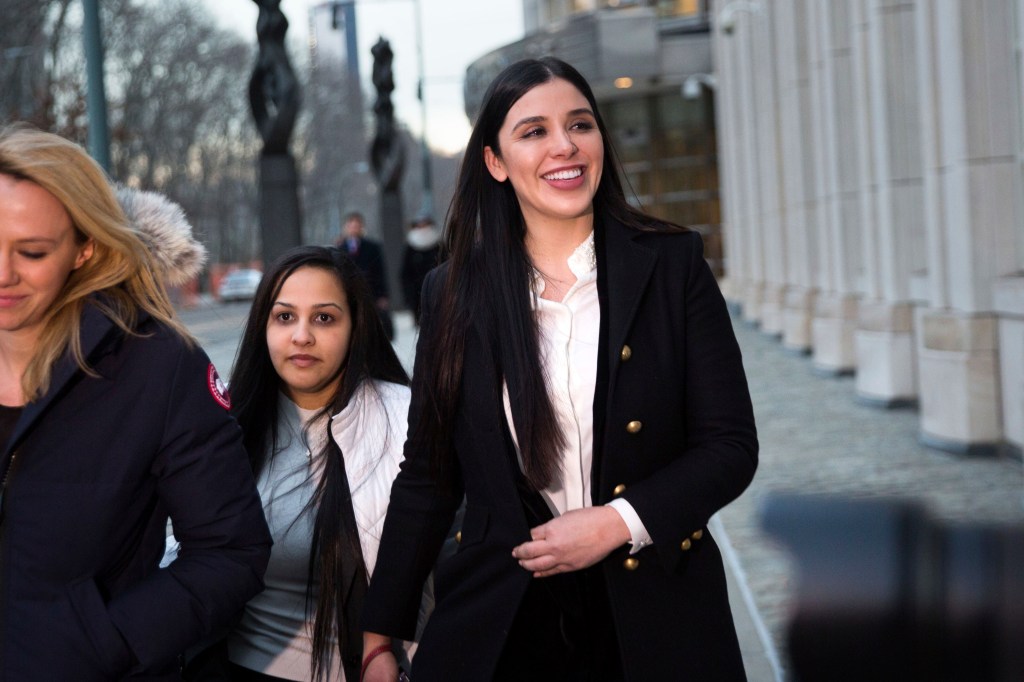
left=712, top=14, right=744, bottom=306
left=854, top=0, right=926, bottom=406
left=912, top=0, right=1020, bottom=453
left=734, top=10, right=768, bottom=324
left=808, top=0, right=862, bottom=374
left=753, top=3, right=787, bottom=335
left=994, top=278, right=1024, bottom=457
left=774, top=0, right=818, bottom=352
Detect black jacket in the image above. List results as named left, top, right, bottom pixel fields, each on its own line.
left=401, top=242, right=440, bottom=316
left=0, top=301, right=271, bottom=681
left=363, top=221, right=758, bottom=680
left=343, top=237, right=389, bottom=301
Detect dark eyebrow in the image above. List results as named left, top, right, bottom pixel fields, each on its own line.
left=510, top=115, right=545, bottom=133
left=509, top=108, right=595, bottom=133
left=271, top=302, right=344, bottom=311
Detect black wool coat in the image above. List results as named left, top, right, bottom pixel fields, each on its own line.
left=363, top=219, right=758, bottom=681
left=0, top=301, right=272, bottom=681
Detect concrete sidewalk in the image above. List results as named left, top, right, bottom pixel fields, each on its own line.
left=717, top=314, right=1024, bottom=681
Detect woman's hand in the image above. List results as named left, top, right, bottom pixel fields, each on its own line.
left=511, top=506, right=630, bottom=578
left=361, top=633, right=399, bottom=682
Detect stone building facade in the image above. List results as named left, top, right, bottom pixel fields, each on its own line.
left=714, top=0, right=1024, bottom=457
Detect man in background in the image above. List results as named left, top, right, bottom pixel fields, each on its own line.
left=337, top=211, right=393, bottom=339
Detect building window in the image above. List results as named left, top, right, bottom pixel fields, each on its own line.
left=657, top=0, right=705, bottom=18
left=603, top=88, right=721, bottom=273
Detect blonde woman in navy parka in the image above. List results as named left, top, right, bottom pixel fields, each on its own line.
left=0, top=127, right=272, bottom=681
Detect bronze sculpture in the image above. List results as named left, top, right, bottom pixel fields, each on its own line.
left=370, top=38, right=405, bottom=193
left=250, top=0, right=300, bottom=155
left=368, top=37, right=405, bottom=314
left=250, top=0, right=302, bottom=264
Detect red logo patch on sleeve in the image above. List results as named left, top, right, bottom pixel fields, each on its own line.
left=207, top=363, right=231, bottom=410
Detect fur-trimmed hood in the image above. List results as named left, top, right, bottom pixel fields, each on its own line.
left=116, top=187, right=206, bottom=287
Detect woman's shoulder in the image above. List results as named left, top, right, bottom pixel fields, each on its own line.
left=631, top=222, right=701, bottom=247
left=367, top=379, right=412, bottom=411
left=617, top=223, right=704, bottom=264
left=331, top=380, right=410, bottom=464
left=84, top=300, right=190, bottom=361
left=131, top=314, right=198, bottom=361
left=336, top=380, right=411, bottom=422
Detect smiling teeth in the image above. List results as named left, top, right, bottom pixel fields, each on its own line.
left=544, top=168, right=582, bottom=180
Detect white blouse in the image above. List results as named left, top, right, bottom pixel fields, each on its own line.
left=502, top=232, right=652, bottom=553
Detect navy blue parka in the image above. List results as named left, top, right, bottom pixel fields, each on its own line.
left=0, top=300, right=272, bottom=681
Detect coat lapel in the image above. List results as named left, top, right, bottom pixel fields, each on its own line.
left=590, top=218, right=656, bottom=499
left=599, top=218, right=657, bottom=400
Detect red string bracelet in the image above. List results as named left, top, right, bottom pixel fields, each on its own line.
left=360, top=643, right=393, bottom=681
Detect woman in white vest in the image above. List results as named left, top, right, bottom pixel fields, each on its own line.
left=221, top=246, right=422, bottom=682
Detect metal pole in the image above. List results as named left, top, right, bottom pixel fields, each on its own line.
left=325, top=0, right=432, bottom=216
left=82, top=0, right=111, bottom=172
left=413, top=0, right=433, bottom=218
left=340, top=1, right=361, bottom=89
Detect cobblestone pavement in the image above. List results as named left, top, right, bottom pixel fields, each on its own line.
left=719, top=315, right=1024, bottom=679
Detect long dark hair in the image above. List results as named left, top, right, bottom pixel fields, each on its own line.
left=229, top=245, right=408, bottom=680
left=419, top=57, right=671, bottom=489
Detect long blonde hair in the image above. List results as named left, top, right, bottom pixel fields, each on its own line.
left=0, top=125, right=191, bottom=401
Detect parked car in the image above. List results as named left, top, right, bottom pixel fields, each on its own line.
left=218, top=269, right=262, bottom=302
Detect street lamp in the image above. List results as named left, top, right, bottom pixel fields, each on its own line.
left=82, top=0, right=111, bottom=171
left=323, top=0, right=433, bottom=219
left=411, top=0, right=432, bottom=219
left=323, top=1, right=362, bottom=96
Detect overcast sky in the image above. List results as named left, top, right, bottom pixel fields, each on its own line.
left=207, top=0, right=525, bottom=154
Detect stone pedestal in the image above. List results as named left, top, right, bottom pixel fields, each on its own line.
left=782, top=286, right=815, bottom=353
left=760, top=284, right=785, bottom=336
left=855, top=301, right=917, bottom=406
left=719, top=276, right=739, bottom=306
left=994, top=277, right=1024, bottom=457
left=812, top=293, right=858, bottom=375
left=741, top=281, right=764, bottom=326
left=379, top=189, right=404, bottom=305
left=719, top=277, right=745, bottom=317
left=259, top=154, right=302, bottom=267
left=916, top=310, right=1001, bottom=455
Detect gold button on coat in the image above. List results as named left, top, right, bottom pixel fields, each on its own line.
left=623, top=557, right=639, bottom=571
left=691, top=529, right=703, bottom=541
left=620, top=345, right=632, bottom=362
left=626, top=420, right=642, bottom=434
left=613, top=484, right=626, bottom=496
left=455, top=531, right=462, bottom=544
left=681, top=538, right=692, bottom=551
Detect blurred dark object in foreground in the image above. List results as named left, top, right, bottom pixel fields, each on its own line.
left=761, top=494, right=1024, bottom=682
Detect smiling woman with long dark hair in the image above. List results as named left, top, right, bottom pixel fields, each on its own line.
left=360, top=58, right=759, bottom=682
